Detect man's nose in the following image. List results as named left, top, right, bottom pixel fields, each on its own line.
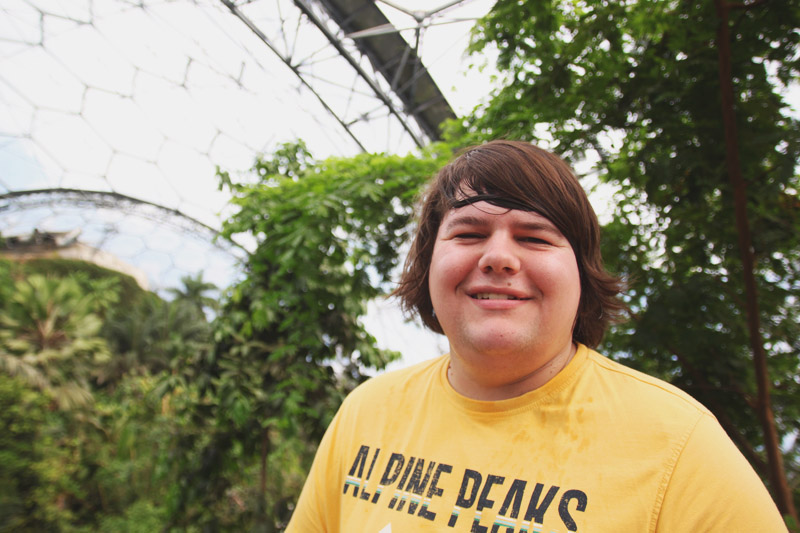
left=478, top=234, right=521, bottom=274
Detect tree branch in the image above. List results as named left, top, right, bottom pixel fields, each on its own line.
left=728, top=0, right=770, bottom=9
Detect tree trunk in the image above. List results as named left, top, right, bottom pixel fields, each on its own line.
left=254, top=426, right=271, bottom=532
left=713, top=0, right=798, bottom=522
left=260, top=426, right=269, bottom=505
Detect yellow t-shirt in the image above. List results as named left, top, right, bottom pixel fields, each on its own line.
left=287, top=344, right=787, bottom=532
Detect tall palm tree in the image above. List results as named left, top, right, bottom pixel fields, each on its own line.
left=100, top=292, right=213, bottom=384
left=0, top=275, right=111, bottom=409
left=167, top=272, right=219, bottom=316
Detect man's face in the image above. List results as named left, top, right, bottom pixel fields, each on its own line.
left=428, top=201, right=581, bottom=383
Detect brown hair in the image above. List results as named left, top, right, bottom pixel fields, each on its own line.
left=394, top=140, right=626, bottom=348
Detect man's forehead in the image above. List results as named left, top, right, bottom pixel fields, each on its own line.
left=442, top=202, right=560, bottom=231
left=450, top=192, right=534, bottom=212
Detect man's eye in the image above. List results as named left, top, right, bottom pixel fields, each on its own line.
left=455, top=233, right=483, bottom=239
left=521, top=236, right=549, bottom=244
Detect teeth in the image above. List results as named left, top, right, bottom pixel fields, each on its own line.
left=473, top=293, right=519, bottom=300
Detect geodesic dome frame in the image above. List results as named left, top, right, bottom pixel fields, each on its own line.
left=0, top=0, right=488, bottom=292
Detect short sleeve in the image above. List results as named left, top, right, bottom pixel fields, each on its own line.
left=655, top=413, right=788, bottom=532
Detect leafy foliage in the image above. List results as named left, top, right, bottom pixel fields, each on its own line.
left=0, top=373, right=52, bottom=531
left=159, top=141, right=448, bottom=530
left=0, top=143, right=449, bottom=530
left=100, top=281, right=213, bottom=387
left=0, top=260, right=213, bottom=531
left=0, top=273, right=111, bottom=410
left=469, top=0, right=800, bottom=517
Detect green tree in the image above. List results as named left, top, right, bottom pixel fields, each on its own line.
left=101, top=285, right=213, bottom=387
left=468, top=0, right=799, bottom=521
left=0, top=260, right=209, bottom=531
left=167, top=272, right=219, bottom=316
left=0, top=373, right=53, bottom=531
left=88, top=374, right=174, bottom=531
left=160, top=141, right=448, bottom=530
left=0, top=274, right=112, bottom=410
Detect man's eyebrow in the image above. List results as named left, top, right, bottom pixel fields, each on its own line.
left=443, top=215, right=488, bottom=230
left=516, top=221, right=560, bottom=233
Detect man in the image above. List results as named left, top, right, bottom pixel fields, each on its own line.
left=287, top=140, right=787, bottom=532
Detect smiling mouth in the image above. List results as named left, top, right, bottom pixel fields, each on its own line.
left=471, top=293, right=529, bottom=300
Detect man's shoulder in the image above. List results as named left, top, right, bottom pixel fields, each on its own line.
left=344, top=354, right=447, bottom=406
left=583, top=348, right=713, bottom=419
